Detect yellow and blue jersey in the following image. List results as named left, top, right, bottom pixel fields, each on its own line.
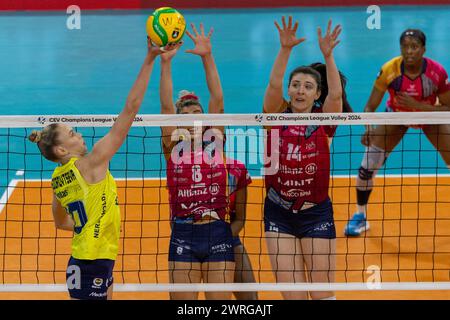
left=52, top=158, right=120, bottom=260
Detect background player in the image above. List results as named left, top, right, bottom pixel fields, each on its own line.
left=344, top=29, right=450, bottom=236
left=227, top=158, right=258, bottom=300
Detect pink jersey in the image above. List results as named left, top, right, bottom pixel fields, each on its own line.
left=265, top=104, right=336, bottom=212
left=375, top=56, right=450, bottom=112
left=227, top=159, right=252, bottom=221
left=166, top=141, right=229, bottom=222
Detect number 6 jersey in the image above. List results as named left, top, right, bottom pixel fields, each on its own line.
left=52, top=158, right=121, bottom=260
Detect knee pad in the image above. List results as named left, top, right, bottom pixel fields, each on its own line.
left=358, top=166, right=374, bottom=181
left=357, top=145, right=387, bottom=189
left=359, top=145, right=386, bottom=177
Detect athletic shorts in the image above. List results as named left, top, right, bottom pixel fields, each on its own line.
left=169, top=219, right=234, bottom=263
left=264, top=197, right=336, bottom=239
left=66, top=256, right=114, bottom=300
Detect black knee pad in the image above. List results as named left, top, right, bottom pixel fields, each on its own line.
left=358, top=166, right=374, bottom=181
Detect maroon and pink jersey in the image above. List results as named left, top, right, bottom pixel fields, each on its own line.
left=265, top=102, right=336, bottom=213
left=374, top=56, right=450, bottom=112
left=166, top=141, right=229, bottom=222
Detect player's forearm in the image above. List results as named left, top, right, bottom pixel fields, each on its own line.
left=268, top=47, right=291, bottom=90
left=202, top=53, right=224, bottom=112
left=160, top=60, right=175, bottom=114
left=55, top=218, right=75, bottom=231
left=324, top=54, right=342, bottom=102
left=125, top=54, right=157, bottom=113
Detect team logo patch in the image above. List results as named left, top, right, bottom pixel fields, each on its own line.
left=93, top=278, right=103, bottom=287
left=209, top=183, right=220, bottom=195
left=305, top=163, right=317, bottom=175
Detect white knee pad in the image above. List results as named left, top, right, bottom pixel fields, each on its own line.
left=356, top=145, right=387, bottom=190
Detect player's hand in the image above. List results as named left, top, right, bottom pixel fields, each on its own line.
left=147, top=37, right=165, bottom=57
left=185, top=23, right=213, bottom=57
left=160, top=41, right=183, bottom=62
left=275, top=16, right=306, bottom=49
left=395, top=92, right=420, bottom=110
left=318, top=20, right=341, bottom=58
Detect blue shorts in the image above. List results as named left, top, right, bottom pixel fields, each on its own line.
left=264, top=197, right=336, bottom=239
left=169, top=220, right=234, bottom=263
left=66, top=256, right=114, bottom=300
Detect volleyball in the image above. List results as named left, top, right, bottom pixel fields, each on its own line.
left=146, top=7, right=186, bottom=47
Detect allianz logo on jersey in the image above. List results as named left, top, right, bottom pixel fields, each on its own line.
left=281, top=189, right=311, bottom=198
left=278, top=163, right=318, bottom=175
left=177, top=183, right=220, bottom=197
left=178, top=187, right=208, bottom=197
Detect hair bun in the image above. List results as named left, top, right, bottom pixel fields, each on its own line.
left=28, top=130, right=42, bottom=143
left=178, top=90, right=199, bottom=101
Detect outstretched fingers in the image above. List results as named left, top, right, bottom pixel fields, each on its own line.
left=207, top=27, right=214, bottom=38
left=274, top=20, right=282, bottom=32
left=185, top=29, right=195, bottom=42
left=288, top=16, right=293, bottom=29
left=317, top=26, right=323, bottom=40
left=190, top=23, right=200, bottom=37
left=199, top=22, right=205, bottom=36
left=331, top=24, right=342, bottom=40
left=332, top=40, right=341, bottom=49
left=326, top=19, right=332, bottom=36
left=281, top=16, right=287, bottom=29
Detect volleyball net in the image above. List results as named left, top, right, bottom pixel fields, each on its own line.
left=1, top=112, right=450, bottom=294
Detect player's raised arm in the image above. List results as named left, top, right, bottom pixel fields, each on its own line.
left=264, top=16, right=305, bottom=113
left=160, top=42, right=183, bottom=149
left=85, top=41, right=165, bottom=170
left=318, top=20, right=343, bottom=113
left=186, top=23, right=224, bottom=115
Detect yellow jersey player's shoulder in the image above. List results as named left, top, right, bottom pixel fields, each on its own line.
left=374, top=56, right=403, bottom=92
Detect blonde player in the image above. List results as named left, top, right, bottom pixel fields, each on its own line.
left=28, top=40, right=170, bottom=300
